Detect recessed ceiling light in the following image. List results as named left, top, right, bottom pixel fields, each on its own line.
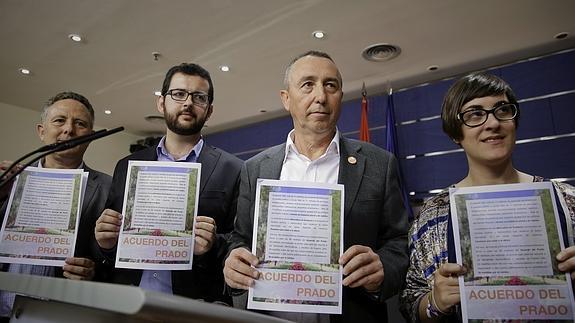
left=312, top=30, right=325, bottom=39
left=409, top=192, right=415, bottom=196
left=68, top=34, right=83, bottom=42
left=219, top=65, right=230, bottom=72
left=19, top=68, right=31, bottom=75
left=104, top=110, right=112, bottom=115
left=154, top=91, right=162, bottom=96
left=427, top=65, right=439, bottom=71
left=554, top=32, right=569, bottom=40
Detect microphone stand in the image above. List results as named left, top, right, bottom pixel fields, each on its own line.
left=0, top=127, right=124, bottom=191
left=1, top=129, right=108, bottom=178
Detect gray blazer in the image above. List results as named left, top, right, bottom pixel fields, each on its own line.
left=229, top=136, right=409, bottom=323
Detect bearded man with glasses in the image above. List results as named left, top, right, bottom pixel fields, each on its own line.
left=94, top=63, right=242, bottom=305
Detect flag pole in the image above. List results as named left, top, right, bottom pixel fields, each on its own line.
left=385, top=85, right=414, bottom=220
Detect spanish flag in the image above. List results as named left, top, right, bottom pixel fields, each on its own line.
left=359, top=83, right=370, bottom=142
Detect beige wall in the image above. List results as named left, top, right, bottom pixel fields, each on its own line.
left=0, top=101, right=142, bottom=175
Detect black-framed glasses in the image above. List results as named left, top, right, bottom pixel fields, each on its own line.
left=165, top=89, right=209, bottom=107
left=457, top=103, right=518, bottom=128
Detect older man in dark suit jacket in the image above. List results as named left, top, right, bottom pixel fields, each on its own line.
left=0, top=91, right=111, bottom=318
left=224, top=51, right=409, bottom=323
left=94, top=63, right=242, bottom=304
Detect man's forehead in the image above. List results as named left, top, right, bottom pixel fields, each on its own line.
left=290, top=56, right=341, bottom=82
left=47, top=99, right=90, bottom=117
left=170, top=73, right=209, bottom=87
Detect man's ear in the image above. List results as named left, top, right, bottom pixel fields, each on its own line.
left=156, top=96, right=165, bottom=114
left=36, top=123, right=45, bottom=142
left=205, top=104, right=213, bottom=121
left=280, top=90, right=290, bottom=112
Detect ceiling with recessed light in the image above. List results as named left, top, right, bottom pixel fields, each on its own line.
left=0, top=0, right=574, bottom=136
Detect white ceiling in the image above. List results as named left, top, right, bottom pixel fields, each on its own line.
left=1, top=0, right=574, bottom=136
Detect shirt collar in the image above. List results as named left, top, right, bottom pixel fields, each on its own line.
left=283, top=128, right=340, bottom=163
left=38, top=159, right=84, bottom=169
left=156, top=136, right=204, bottom=162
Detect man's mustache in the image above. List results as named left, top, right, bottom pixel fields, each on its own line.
left=178, top=109, right=196, bottom=116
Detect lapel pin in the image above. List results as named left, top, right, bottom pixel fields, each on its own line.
left=347, top=156, right=357, bottom=165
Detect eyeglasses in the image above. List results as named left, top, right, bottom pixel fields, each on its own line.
left=165, top=89, right=210, bottom=107
left=457, top=103, right=518, bottom=128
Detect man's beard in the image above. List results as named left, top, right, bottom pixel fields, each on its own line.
left=164, top=109, right=206, bottom=136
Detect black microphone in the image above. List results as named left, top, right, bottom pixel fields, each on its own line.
left=0, top=127, right=124, bottom=191
left=0, top=129, right=109, bottom=179
left=37, top=129, right=108, bottom=153
left=50, top=127, right=124, bottom=152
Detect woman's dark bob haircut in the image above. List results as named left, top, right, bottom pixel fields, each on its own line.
left=441, top=73, right=519, bottom=141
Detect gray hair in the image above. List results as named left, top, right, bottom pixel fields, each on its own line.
left=283, top=50, right=342, bottom=88
left=41, top=92, right=95, bottom=128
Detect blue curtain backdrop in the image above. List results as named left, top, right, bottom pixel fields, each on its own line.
left=206, top=49, right=575, bottom=201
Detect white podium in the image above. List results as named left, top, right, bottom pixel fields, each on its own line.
left=0, top=272, right=290, bottom=323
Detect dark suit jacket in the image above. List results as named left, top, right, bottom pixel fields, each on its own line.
left=98, top=144, right=242, bottom=304
left=228, top=137, right=409, bottom=323
left=1, top=163, right=111, bottom=278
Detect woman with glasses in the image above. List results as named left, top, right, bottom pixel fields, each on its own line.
left=399, top=73, right=575, bottom=322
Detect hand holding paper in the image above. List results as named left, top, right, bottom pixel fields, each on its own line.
left=224, top=247, right=260, bottom=290
left=62, top=257, right=95, bottom=280
left=449, top=182, right=575, bottom=321
left=340, top=245, right=384, bottom=292
left=95, top=209, right=122, bottom=249
left=113, top=161, right=200, bottom=270
left=193, top=216, right=216, bottom=255
left=557, top=246, right=575, bottom=281
left=245, top=180, right=344, bottom=313
left=0, top=167, right=86, bottom=266
left=433, top=263, right=466, bottom=313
